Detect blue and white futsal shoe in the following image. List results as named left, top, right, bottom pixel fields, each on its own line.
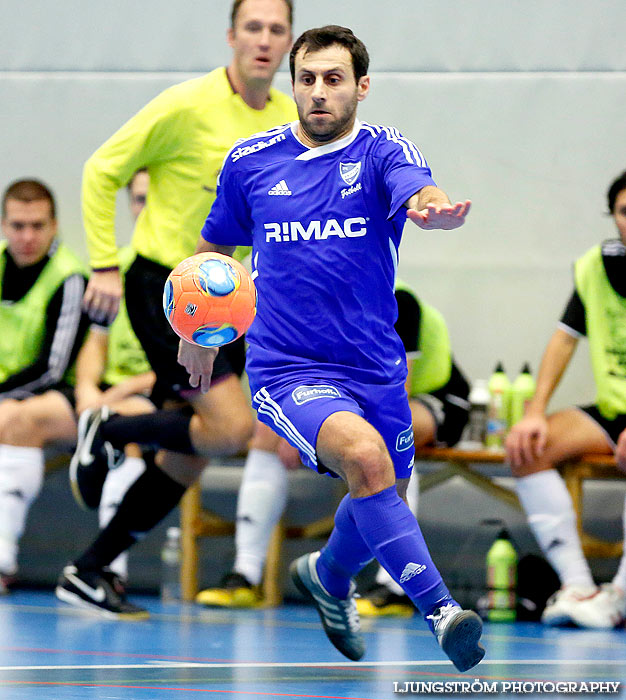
left=426, top=602, right=486, bottom=672
left=290, top=551, right=365, bottom=661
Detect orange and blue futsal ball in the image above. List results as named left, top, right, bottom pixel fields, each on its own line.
left=163, top=252, right=256, bottom=347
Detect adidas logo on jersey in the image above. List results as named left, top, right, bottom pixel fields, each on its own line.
left=268, top=180, right=292, bottom=196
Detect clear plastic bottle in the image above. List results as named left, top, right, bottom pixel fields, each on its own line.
left=485, top=362, right=511, bottom=450
left=486, top=528, right=517, bottom=621
left=160, top=526, right=182, bottom=602
left=509, top=363, right=536, bottom=427
left=465, top=379, right=489, bottom=448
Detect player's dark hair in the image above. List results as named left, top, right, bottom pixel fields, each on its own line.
left=607, top=170, right=626, bottom=214
left=126, top=167, right=148, bottom=192
left=231, top=0, right=293, bottom=28
left=289, top=25, right=369, bottom=83
left=2, top=179, right=56, bottom=219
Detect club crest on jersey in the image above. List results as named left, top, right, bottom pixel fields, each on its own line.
left=339, top=161, right=361, bottom=186
left=396, top=426, right=415, bottom=452
left=292, top=385, right=341, bottom=405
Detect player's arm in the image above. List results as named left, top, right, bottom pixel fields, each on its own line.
left=506, top=288, right=584, bottom=467
left=405, top=186, right=471, bottom=230
left=74, top=326, right=109, bottom=413
left=178, top=155, right=251, bottom=392
left=505, top=327, right=578, bottom=468
left=82, top=92, right=184, bottom=323
left=176, top=238, right=236, bottom=392
left=101, top=371, right=156, bottom=404
left=195, top=238, right=236, bottom=258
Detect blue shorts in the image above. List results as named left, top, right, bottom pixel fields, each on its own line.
left=251, top=374, right=415, bottom=479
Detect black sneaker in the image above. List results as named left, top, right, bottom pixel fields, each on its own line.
left=55, top=564, right=149, bottom=620
left=70, top=407, right=122, bottom=510
left=356, top=584, right=415, bottom=618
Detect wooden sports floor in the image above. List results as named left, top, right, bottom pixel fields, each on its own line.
left=0, top=590, right=624, bottom=699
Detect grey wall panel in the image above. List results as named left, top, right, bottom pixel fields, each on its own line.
left=2, top=0, right=624, bottom=72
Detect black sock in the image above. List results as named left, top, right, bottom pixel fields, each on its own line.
left=101, top=410, right=195, bottom=454
left=74, top=466, right=187, bottom=572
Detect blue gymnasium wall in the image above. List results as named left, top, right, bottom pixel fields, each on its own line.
left=2, top=0, right=625, bottom=406
left=2, top=0, right=625, bottom=592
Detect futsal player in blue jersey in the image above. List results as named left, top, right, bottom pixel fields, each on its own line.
left=180, top=25, right=484, bottom=672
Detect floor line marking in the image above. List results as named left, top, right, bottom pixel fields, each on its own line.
left=0, top=659, right=624, bottom=671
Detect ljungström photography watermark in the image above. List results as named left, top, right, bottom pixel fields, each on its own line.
left=392, top=680, right=622, bottom=695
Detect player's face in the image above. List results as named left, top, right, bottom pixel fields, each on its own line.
left=292, top=44, right=370, bottom=147
left=129, top=170, right=149, bottom=221
left=613, top=188, right=626, bottom=245
left=1, top=198, right=57, bottom=267
left=228, top=0, right=292, bottom=86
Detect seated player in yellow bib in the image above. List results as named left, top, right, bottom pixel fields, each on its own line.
left=506, top=171, right=626, bottom=630
left=0, top=179, right=89, bottom=594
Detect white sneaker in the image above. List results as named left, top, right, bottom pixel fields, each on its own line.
left=568, top=584, right=626, bottom=629
left=541, top=585, right=597, bottom=626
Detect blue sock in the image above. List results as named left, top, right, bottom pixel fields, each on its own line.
left=351, top=485, right=456, bottom=615
left=316, top=494, right=374, bottom=598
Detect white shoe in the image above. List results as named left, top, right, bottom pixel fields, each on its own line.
left=568, top=584, right=626, bottom=629
left=541, top=585, right=597, bottom=626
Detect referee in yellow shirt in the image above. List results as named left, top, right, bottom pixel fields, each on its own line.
left=58, top=0, right=296, bottom=618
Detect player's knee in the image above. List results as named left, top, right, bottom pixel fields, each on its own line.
left=509, top=446, right=559, bottom=479
left=0, top=411, right=36, bottom=445
left=222, top=411, right=254, bottom=454
left=0, top=402, right=17, bottom=442
left=342, top=439, right=393, bottom=492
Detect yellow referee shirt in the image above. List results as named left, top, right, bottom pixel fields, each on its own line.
left=83, top=67, right=296, bottom=270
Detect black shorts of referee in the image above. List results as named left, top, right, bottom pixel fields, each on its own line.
left=124, top=254, right=246, bottom=408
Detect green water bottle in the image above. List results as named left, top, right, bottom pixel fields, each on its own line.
left=509, top=363, right=536, bottom=426
left=485, top=362, right=511, bottom=449
left=486, top=528, right=517, bottom=621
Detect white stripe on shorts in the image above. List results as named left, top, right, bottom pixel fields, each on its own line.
left=254, top=387, right=318, bottom=465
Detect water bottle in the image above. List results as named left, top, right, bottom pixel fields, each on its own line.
left=486, top=528, right=517, bottom=621
left=509, top=363, right=536, bottom=427
left=160, top=526, right=182, bottom=602
left=465, top=379, right=489, bottom=448
left=485, top=362, right=511, bottom=450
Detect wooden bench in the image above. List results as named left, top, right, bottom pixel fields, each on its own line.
left=413, top=447, right=623, bottom=559
left=179, top=447, right=624, bottom=604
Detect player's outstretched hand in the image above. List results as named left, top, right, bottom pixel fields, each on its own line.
left=407, top=200, right=471, bottom=230
left=178, top=340, right=218, bottom=393
left=505, top=413, right=548, bottom=469
left=83, top=269, right=123, bottom=325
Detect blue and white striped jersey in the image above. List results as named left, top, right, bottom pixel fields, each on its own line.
left=201, top=119, right=436, bottom=386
